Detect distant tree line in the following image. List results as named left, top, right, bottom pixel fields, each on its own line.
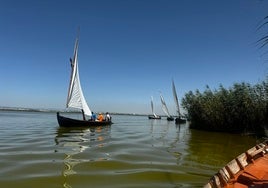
left=181, top=79, right=268, bottom=134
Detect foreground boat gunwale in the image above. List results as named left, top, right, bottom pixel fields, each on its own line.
left=204, top=140, right=268, bottom=188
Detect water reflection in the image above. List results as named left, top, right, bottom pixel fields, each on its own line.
left=54, top=126, right=111, bottom=188
left=55, top=127, right=91, bottom=155
left=149, top=120, right=191, bottom=164
left=182, top=127, right=260, bottom=180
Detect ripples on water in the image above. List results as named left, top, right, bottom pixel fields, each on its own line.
left=0, top=111, right=261, bottom=188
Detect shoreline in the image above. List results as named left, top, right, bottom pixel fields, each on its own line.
left=0, top=106, right=149, bottom=116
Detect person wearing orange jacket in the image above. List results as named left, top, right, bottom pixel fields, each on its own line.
left=97, top=113, right=103, bottom=122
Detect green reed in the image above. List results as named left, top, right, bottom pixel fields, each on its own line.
left=181, top=79, right=268, bottom=134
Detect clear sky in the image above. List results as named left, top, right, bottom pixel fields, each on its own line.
left=1, top=0, right=268, bottom=115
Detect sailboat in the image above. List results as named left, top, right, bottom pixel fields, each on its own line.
left=148, top=96, right=161, bottom=119
left=172, top=80, right=186, bottom=124
left=57, top=35, right=112, bottom=127
left=160, top=93, right=174, bottom=121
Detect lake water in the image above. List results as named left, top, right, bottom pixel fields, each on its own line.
left=0, top=111, right=264, bottom=188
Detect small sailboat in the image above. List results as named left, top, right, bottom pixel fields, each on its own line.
left=172, top=79, right=186, bottom=124
left=160, top=93, right=174, bottom=121
left=148, top=96, right=161, bottom=119
left=57, top=35, right=112, bottom=127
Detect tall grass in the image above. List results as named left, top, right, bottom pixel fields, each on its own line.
left=181, top=79, right=268, bottom=134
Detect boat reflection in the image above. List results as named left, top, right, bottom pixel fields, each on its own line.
left=149, top=120, right=191, bottom=164
left=54, top=126, right=111, bottom=187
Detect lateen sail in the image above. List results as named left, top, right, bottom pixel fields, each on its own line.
left=160, top=93, right=171, bottom=117
left=172, top=79, right=180, bottom=117
left=150, top=96, right=157, bottom=117
left=66, top=37, right=92, bottom=116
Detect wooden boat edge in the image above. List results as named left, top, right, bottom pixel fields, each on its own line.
left=204, top=140, right=268, bottom=188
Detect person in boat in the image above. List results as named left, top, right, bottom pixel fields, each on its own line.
left=91, top=112, right=97, bottom=121
left=97, top=113, right=103, bottom=122
left=105, top=112, right=111, bottom=121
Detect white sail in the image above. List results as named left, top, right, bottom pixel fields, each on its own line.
left=160, top=93, right=171, bottom=117
left=150, top=96, right=157, bottom=117
left=66, top=37, right=92, bottom=116
left=172, top=79, right=181, bottom=117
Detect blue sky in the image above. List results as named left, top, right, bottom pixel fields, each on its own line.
left=1, top=0, right=268, bottom=115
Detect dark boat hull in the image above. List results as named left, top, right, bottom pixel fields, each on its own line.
left=148, top=115, right=161, bottom=119
left=167, top=116, right=174, bottom=121
left=175, top=117, right=186, bottom=124
left=57, top=112, right=112, bottom=127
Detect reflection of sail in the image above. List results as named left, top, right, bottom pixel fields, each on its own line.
left=149, top=119, right=190, bottom=165
left=54, top=126, right=111, bottom=187
left=55, top=127, right=91, bottom=176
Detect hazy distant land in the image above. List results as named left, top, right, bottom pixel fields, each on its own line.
left=0, top=106, right=148, bottom=116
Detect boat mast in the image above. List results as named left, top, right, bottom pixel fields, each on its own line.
left=151, top=96, right=157, bottom=117
left=81, top=109, right=86, bottom=120
left=172, top=79, right=181, bottom=118
left=160, top=92, right=171, bottom=118
left=66, top=39, right=78, bottom=108
left=65, top=29, right=92, bottom=117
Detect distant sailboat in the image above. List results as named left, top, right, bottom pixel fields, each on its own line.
left=160, top=93, right=174, bottom=121
left=148, top=96, right=161, bottom=119
left=57, top=34, right=112, bottom=127
left=172, top=79, right=186, bottom=124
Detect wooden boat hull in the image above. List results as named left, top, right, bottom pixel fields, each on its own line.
left=175, top=117, right=186, bottom=124
left=204, top=140, right=268, bottom=188
left=167, top=116, right=174, bottom=121
left=57, top=112, right=112, bottom=127
left=148, top=115, right=161, bottom=119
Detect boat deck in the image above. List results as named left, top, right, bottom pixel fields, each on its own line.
left=204, top=141, right=268, bottom=188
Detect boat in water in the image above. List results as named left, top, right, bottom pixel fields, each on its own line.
left=57, top=112, right=112, bottom=127
left=160, top=92, right=174, bottom=121
left=172, top=79, right=186, bottom=124
left=204, top=140, right=268, bottom=188
left=148, top=96, right=161, bottom=119
left=57, top=34, right=112, bottom=127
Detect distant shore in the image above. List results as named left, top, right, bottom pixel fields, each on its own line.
left=0, top=106, right=149, bottom=116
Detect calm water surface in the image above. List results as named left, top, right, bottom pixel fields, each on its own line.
left=0, top=111, right=263, bottom=188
